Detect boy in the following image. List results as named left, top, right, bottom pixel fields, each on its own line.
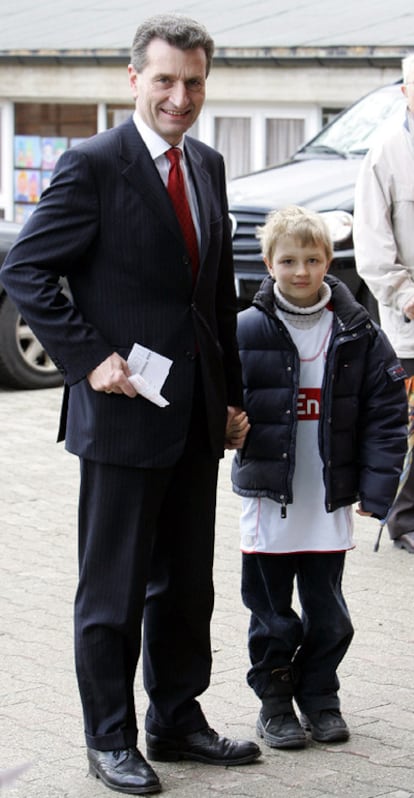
left=232, top=205, right=407, bottom=749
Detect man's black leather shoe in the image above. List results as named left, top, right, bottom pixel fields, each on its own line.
left=87, top=747, right=161, bottom=795
left=146, top=727, right=261, bottom=766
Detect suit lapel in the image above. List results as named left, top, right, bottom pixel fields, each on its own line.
left=118, top=118, right=181, bottom=241
left=184, top=138, right=211, bottom=267
left=117, top=120, right=212, bottom=263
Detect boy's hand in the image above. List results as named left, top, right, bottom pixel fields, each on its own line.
left=225, top=407, right=250, bottom=449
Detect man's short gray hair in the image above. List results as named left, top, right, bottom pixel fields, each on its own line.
left=131, top=13, right=215, bottom=76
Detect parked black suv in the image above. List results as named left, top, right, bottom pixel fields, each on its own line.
left=228, top=81, right=406, bottom=316
left=0, top=220, right=63, bottom=389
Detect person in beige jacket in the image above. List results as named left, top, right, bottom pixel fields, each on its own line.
left=354, top=53, right=414, bottom=553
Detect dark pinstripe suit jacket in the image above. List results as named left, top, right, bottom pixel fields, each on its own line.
left=1, top=118, right=243, bottom=467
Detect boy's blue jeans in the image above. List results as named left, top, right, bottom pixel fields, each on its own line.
left=241, top=551, right=354, bottom=715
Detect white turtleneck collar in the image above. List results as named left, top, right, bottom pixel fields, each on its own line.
left=273, top=280, right=332, bottom=329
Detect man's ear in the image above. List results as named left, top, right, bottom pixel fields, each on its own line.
left=127, top=64, right=138, bottom=98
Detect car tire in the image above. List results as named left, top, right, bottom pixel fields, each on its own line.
left=0, top=294, right=63, bottom=389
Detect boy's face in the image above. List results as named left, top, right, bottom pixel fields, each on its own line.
left=265, top=235, right=330, bottom=307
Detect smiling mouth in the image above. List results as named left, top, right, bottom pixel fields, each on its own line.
left=163, top=109, right=189, bottom=117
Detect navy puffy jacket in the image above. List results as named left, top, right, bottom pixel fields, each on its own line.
left=232, top=274, right=408, bottom=520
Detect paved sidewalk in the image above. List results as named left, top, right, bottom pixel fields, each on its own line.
left=1, top=386, right=414, bottom=798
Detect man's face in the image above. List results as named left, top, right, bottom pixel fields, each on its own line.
left=128, top=38, right=207, bottom=145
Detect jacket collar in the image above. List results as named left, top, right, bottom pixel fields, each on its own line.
left=253, top=273, right=371, bottom=331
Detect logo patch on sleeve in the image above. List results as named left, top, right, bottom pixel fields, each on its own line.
left=387, top=363, right=407, bottom=381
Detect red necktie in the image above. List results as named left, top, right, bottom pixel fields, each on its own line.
left=166, top=147, right=199, bottom=283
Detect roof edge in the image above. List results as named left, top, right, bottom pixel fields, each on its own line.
left=0, top=44, right=412, bottom=67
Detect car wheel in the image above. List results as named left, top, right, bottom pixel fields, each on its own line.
left=0, top=294, right=63, bottom=389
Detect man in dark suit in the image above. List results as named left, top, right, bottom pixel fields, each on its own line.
left=1, top=13, right=260, bottom=796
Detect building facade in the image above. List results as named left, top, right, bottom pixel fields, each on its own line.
left=0, top=47, right=406, bottom=222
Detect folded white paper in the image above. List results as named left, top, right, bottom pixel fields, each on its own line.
left=127, top=343, right=172, bottom=408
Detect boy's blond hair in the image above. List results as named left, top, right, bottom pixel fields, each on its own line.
left=256, top=205, right=333, bottom=264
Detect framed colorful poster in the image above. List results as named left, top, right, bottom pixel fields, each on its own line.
left=27, top=170, right=41, bottom=202
left=14, top=135, right=42, bottom=168
left=41, top=137, right=68, bottom=169
left=14, top=169, right=41, bottom=203
left=14, top=169, right=30, bottom=202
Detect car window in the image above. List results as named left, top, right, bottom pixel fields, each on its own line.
left=302, top=85, right=406, bottom=157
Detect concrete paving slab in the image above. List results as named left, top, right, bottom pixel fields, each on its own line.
left=1, top=386, right=414, bottom=798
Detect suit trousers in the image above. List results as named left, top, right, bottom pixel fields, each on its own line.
left=241, top=551, right=354, bottom=715
left=74, top=367, right=219, bottom=750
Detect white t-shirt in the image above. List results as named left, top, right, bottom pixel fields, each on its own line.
left=240, top=307, right=354, bottom=554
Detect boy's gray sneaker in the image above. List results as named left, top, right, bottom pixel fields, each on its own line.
left=301, top=710, right=350, bottom=742
left=256, top=710, right=307, bottom=749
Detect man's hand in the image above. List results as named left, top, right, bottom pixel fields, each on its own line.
left=87, top=352, right=137, bottom=398
left=225, top=406, right=250, bottom=450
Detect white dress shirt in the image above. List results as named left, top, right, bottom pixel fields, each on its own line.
left=132, top=111, right=201, bottom=246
